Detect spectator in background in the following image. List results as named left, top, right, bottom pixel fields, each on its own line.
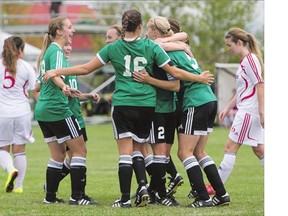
left=50, top=0, right=62, bottom=19
left=0, top=36, right=36, bottom=194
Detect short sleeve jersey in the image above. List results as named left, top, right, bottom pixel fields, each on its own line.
left=167, top=50, right=217, bottom=111
left=0, top=59, right=36, bottom=117
left=236, top=53, right=263, bottom=115
left=34, top=42, right=73, bottom=121
left=66, top=72, right=85, bottom=129
left=97, top=38, right=170, bottom=107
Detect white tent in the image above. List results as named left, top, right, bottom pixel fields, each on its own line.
left=215, top=63, right=239, bottom=115
left=0, top=30, right=41, bottom=68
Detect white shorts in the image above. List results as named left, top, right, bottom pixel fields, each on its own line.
left=0, top=114, right=35, bottom=147
left=229, top=111, right=264, bottom=147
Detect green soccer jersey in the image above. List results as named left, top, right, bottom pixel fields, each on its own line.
left=35, top=42, right=73, bottom=121
left=97, top=38, right=170, bottom=107
left=167, top=50, right=217, bottom=111
left=152, top=63, right=177, bottom=113
left=67, top=74, right=85, bottom=129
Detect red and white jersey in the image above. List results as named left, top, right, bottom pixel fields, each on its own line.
left=0, top=59, right=36, bottom=117
left=235, top=53, right=263, bottom=116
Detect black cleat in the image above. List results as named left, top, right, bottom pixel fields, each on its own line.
left=135, top=186, right=149, bottom=207
left=156, top=192, right=180, bottom=206
left=187, top=189, right=198, bottom=199
left=166, top=173, right=184, bottom=196
left=69, top=196, right=97, bottom=205
left=112, top=198, right=132, bottom=208
left=43, top=197, right=65, bottom=204
left=187, top=198, right=213, bottom=208
left=212, top=193, right=230, bottom=206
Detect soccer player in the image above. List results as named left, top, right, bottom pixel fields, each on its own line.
left=35, top=16, right=96, bottom=205
left=0, top=36, right=36, bottom=194
left=34, top=41, right=100, bottom=204
left=142, top=16, right=230, bottom=208
left=217, top=27, right=264, bottom=185
left=42, top=9, right=214, bottom=208
left=105, top=24, right=122, bottom=44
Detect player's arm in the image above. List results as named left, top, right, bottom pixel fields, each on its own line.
left=160, top=41, right=193, bottom=57
left=219, top=94, right=237, bottom=122
left=162, top=63, right=213, bottom=85
left=51, top=76, right=73, bottom=96
left=80, top=93, right=101, bottom=103
left=42, top=56, right=104, bottom=81
left=133, top=70, right=180, bottom=92
left=33, top=82, right=40, bottom=101
left=154, top=32, right=188, bottom=43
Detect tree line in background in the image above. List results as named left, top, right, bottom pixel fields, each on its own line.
left=93, top=0, right=263, bottom=73
left=1, top=0, right=263, bottom=74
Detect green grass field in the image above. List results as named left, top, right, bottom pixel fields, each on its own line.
left=0, top=123, right=264, bottom=216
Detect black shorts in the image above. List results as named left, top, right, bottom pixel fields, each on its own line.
left=38, top=115, right=82, bottom=144
left=150, top=112, right=177, bottom=145
left=177, top=101, right=217, bottom=135
left=112, top=106, right=155, bottom=143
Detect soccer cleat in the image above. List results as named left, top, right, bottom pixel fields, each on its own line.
left=155, top=192, right=180, bottom=207
left=166, top=173, right=184, bottom=196
left=69, top=196, right=97, bottom=205
left=187, top=189, right=198, bottom=199
left=112, top=198, right=132, bottom=208
left=148, top=190, right=156, bottom=204
left=131, top=183, right=149, bottom=199
left=166, top=194, right=181, bottom=206
left=135, top=185, right=149, bottom=207
left=43, top=197, right=65, bottom=204
left=82, top=194, right=99, bottom=205
left=5, top=168, right=18, bottom=193
left=212, top=193, right=230, bottom=206
left=187, top=198, right=213, bottom=208
left=206, top=184, right=216, bottom=195
left=13, top=188, right=23, bottom=194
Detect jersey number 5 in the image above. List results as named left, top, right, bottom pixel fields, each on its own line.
left=3, top=69, right=15, bottom=89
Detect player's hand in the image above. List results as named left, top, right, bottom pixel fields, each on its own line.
left=42, top=70, right=57, bottom=82
left=133, top=70, right=150, bottom=83
left=69, top=88, right=82, bottom=98
left=219, top=108, right=230, bottom=122
left=62, top=85, right=71, bottom=96
left=200, top=71, right=214, bottom=85
left=89, top=93, right=101, bottom=103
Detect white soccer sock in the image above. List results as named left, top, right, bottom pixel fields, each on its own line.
left=14, top=152, right=27, bottom=189
left=64, top=157, right=71, bottom=169
left=0, top=149, right=15, bottom=173
left=218, top=153, right=236, bottom=184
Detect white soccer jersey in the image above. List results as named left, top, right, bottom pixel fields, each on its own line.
left=235, top=53, right=263, bottom=116
left=0, top=59, right=36, bottom=117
